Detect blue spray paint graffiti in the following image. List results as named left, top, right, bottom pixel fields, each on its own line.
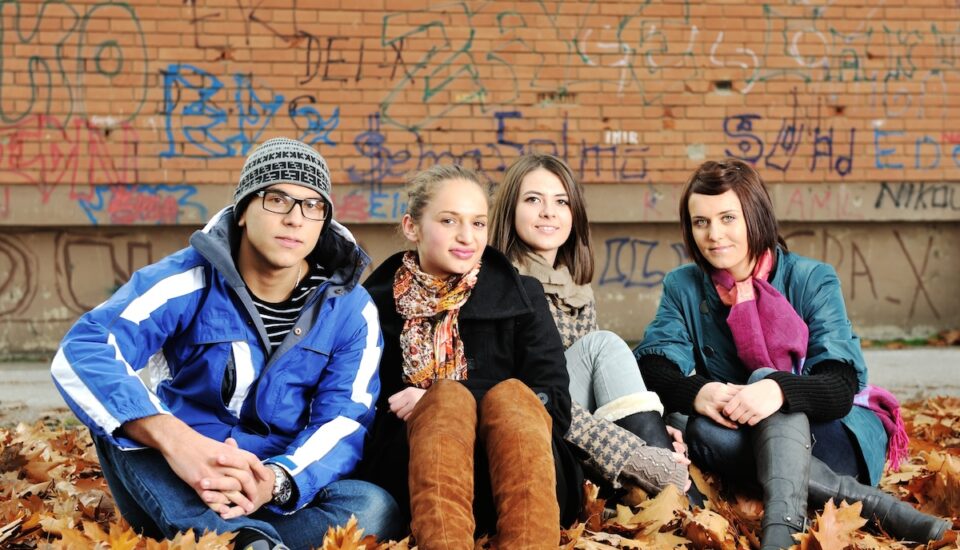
left=161, top=65, right=340, bottom=158
left=874, top=129, right=960, bottom=169
left=598, top=238, right=688, bottom=288
left=78, top=184, right=208, bottom=225
left=723, top=113, right=856, bottom=176
left=346, top=111, right=649, bottom=218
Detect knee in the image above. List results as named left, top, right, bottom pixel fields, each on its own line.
left=580, top=330, right=623, bottom=354
left=429, top=378, right=473, bottom=402
left=480, top=379, right=549, bottom=428
left=409, top=379, right=476, bottom=428
left=481, top=379, right=537, bottom=412
left=686, top=416, right=743, bottom=467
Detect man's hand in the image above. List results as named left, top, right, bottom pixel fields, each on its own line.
left=693, top=382, right=742, bottom=429
left=722, top=378, right=784, bottom=426
left=121, top=416, right=263, bottom=513
left=202, top=444, right=275, bottom=519
left=388, top=387, right=427, bottom=421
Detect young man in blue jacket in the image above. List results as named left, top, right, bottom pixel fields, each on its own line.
left=51, top=138, right=401, bottom=550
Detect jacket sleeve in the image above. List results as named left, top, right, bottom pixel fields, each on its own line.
left=50, top=257, right=206, bottom=449
left=796, top=262, right=868, bottom=390
left=632, top=271, right=700, bottom=377
left=266, top=294, right=382, bottom=513
left=767, top=360, right=858, bottom=421
left=638, top=355, right=711, bottom=415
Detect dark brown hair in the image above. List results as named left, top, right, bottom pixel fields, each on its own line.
left=489, top=153, right=594, bottom=285
left=679, top=159, right=787, bottom=274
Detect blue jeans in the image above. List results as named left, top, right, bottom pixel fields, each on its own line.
left=686, top=415, right=868, bottom=486
left=93, top=435, right=403, bottom=549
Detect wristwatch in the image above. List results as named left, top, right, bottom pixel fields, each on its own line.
left=266, top=463, right=292, bottom=506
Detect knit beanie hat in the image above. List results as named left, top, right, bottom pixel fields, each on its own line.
left=234, top=137, right=333, bottom=219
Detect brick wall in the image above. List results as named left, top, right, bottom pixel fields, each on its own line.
left=1, top=0, right=958, bottom=355
left=2, top=0, right=958, bottom=206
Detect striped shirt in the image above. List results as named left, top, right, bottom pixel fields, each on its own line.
left=251, top=264, right=328, bottom=353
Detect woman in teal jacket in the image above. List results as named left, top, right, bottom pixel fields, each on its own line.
left=635, top=160, right=950, bottom=548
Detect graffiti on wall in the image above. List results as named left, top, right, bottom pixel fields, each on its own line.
left=596, top=227, right=947, bottom=323
left=0, top=0, right=957, bottom=222
left=77, top=184, right=208, bottom=225
left=0, top=114, right=141, bottom=203
left=345, top=111, right=649, bottom=189
left=0, top=0, right=148, bottom=125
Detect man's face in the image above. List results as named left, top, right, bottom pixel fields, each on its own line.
left=237, top=183, right=327, bottom=273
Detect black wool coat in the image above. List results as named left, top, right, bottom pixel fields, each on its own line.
left=357, top=247, right=583, bottom=531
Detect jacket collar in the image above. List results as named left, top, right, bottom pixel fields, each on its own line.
left=189, top=206, right=371, bottom=292
left=365, top=246, right=534, bottom=320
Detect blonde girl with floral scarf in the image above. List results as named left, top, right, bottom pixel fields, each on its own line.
left=358, top=164, right=582, bottom=549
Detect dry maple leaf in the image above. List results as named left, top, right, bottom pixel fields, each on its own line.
left=803, top=499, right=868, bottom=550
left=690, top=464, right=720, bottom=507
left=0, top=442, right=28, bottom=473
left=581, top=482, right=607, bottom=533
left=631, top=529, right=691, bottom=550
left=82, top=519, right=141, bottom=550
left=561, top=522, right=586, bottom=549
left=629, top=484, right=688, bottom=536
left=372, top=536, right=412, bottom=549
left=917, top=451, right=960, bottom=518
left=573, top=532, right=621, bottom=549
left=610, top=504, right=640, bottom=528
left=54, top=525, right=94, bottom=548
left=684, top=508, right=738, bottom=550
left=320, top=515, right=369, bottom=550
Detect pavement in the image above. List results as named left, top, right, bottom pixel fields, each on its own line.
left=1, top=348, right=958, bottom=426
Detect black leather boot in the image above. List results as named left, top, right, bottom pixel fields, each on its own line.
left=808, top=457, right=951, bottom=543
left=753, top=412, right=811, bottom=550
left=614, top=410, right=674, bottom=449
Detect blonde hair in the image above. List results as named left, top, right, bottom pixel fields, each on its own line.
left=405, top=164, right=486, bottom=223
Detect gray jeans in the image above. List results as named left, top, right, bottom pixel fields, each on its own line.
left=565, top=330, right=653, bottom=414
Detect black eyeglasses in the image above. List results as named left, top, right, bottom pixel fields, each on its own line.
left=256, top=190, right=328, bottom=221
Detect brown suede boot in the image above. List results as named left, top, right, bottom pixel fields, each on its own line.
left=406, top=380, right=478, bottom=550
left=479, top=379, right=561, bottom=549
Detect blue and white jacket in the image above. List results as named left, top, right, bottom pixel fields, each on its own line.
left=51, top=207, right=382, bottom=512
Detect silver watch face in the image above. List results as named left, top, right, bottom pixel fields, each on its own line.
left=269, top=464, right=291, bottom=503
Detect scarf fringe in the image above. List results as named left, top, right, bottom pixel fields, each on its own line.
left=886, top=406, right=910, bottom=472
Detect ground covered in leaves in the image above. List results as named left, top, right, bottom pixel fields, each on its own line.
left=2, top=398, right=959, bottom=549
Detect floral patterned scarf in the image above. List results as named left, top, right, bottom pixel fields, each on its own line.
left=394, top=251, right=480, bottom=388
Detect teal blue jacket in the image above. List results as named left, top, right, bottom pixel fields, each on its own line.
left=635, top=248, right=887, bottom=485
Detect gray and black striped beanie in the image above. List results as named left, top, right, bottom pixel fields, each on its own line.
left=234, top=138, right=333, bottom=219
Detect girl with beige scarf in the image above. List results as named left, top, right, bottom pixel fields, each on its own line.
left=489, top=153, right=691, bottom=498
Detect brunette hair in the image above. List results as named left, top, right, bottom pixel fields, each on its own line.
left=489, top=153, right=594, bottom=285
left=405, top=164, right=486, bottom=223
left=679, top=159, right=787, bottom=274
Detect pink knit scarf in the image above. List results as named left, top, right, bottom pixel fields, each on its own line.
left=711, top=250, right=807, bottom=375
left=712, top=249, right=909, bottom=471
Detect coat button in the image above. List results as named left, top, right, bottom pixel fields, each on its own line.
left=293, top=327, right=302, bottom=336
left=699, top=300, right=709, bottom=314
left=703, top=346, right=715, bottom=358
left=537, top=392, right=549, bottom=405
